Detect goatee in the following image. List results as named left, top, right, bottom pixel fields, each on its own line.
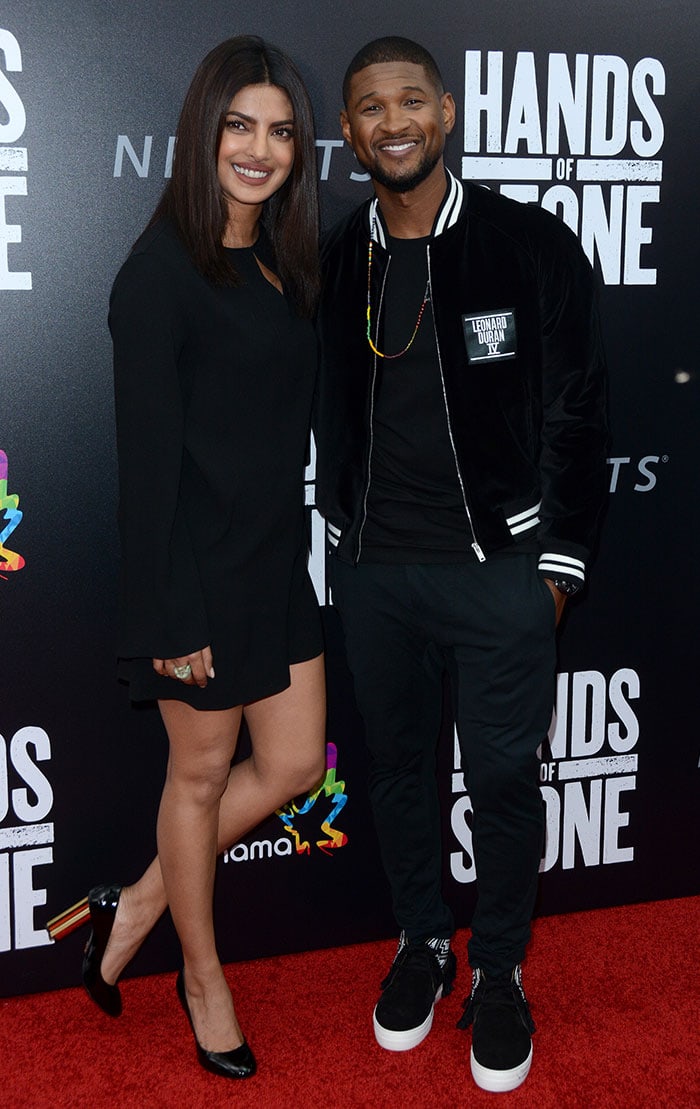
left=368, top=148, right=442, bottom=194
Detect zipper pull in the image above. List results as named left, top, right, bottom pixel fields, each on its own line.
left=472, top=541, right=486, bottom=563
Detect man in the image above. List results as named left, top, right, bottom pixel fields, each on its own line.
left=315, top=37, right=608, bottom=1093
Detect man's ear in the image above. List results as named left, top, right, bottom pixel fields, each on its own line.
left=441, top=92, right=456, bottom=135
left=340, top=110, right=352, bottom=145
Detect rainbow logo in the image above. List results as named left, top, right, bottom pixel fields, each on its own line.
left=0, top=450, right=25, bottom=579
left=276, top=741, right=349, bottom=855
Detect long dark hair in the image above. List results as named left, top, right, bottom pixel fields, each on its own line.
left=151, top=36, right=320, bottom=316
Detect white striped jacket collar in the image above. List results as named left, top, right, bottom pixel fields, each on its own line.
left=368, top=168, right=465, bottom=247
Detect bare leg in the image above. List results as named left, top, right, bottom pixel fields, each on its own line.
left=157, top=699, right=243, bottom=1050
left=100, top=656, right=325, bottom=990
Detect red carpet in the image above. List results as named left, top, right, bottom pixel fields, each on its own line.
left=1, top=897, right=698, bottom=1108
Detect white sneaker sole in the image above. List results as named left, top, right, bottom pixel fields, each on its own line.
left=471, top=1042, right=533, bottom=1092
left=373, top=985, right=443, bottom=1052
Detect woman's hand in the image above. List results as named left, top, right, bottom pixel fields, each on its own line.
left=152, top=646, right=215, bottom=688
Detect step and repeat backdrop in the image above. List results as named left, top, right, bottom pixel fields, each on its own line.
left=1, top=0, right=697, bottom=996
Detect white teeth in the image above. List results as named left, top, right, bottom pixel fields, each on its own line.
left=233, top=164, right=269, bottom=179
left=383, top=142, right=416, bottom=153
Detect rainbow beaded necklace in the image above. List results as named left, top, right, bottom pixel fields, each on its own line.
left=366, top=216, right=430, bottom=360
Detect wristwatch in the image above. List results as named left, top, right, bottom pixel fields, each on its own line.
left=551, top=578, right=582, bottom=597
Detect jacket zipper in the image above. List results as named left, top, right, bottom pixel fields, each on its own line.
left=355, top=255, right=389, bottom=562
left=426, top=243, right=486, bottom=563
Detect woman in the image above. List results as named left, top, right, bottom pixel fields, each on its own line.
left=55, top=36, right=325, bottom=1079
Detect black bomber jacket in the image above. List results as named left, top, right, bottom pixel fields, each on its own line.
left=314, top=170, right=609, bottom=587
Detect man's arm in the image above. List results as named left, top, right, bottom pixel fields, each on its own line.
left=535, top=217, right=609, bottom=596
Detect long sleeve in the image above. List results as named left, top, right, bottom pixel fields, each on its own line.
left=535, top=224, right=609, bottom=587
left=110, top=248, right=210, bottom=658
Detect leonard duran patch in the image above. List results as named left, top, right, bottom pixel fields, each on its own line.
left=462, top=309, right=517, bottom=364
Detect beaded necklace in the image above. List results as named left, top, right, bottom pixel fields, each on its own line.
left=366, top=216, right=430, bottom=360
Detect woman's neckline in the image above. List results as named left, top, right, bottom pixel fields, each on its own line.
left=223, top=239, right=258, bottom=253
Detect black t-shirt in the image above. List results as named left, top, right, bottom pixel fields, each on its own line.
left=361, top=234, right=474, bottom=562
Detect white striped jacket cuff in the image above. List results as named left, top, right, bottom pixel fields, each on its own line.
left=506, top=501, right=541, bottom=538
left=538, top=552, right=585, bottom=582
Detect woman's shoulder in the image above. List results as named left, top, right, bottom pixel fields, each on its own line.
left=124, top=218, right=191, bottom=275
left=111, top=219, right=194, bottom=303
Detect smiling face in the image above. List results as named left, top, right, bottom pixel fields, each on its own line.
left=340, top=61, right=455, bottom=194
left=217, top=83, right=295, bottom=222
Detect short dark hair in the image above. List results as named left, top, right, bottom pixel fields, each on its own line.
left=151, top=35, right=319, bottom=316
left=342, top=36, right=444, bottom=107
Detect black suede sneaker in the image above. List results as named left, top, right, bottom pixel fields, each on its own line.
left=457, top=965, right=535, bottom=1092
left=373, top=935, right=457, bottom=1051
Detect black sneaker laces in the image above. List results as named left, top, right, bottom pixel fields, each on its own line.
left=381, top=943, right=443, bottom=991
left=457, top=970, right=535, bottom=1034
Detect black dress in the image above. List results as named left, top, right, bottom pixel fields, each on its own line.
left=109, top=219, right=322, bottom=709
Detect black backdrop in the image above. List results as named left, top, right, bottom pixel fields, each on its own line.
left=1, top=0, right=698, bottom=997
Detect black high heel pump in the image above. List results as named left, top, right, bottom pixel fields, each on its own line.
left=81, top=884, right=123, bottom=1017
left=175, top=970, right=256, bottom=1079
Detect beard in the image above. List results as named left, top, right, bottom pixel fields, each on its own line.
left=365, top=144, right=442, bottom=194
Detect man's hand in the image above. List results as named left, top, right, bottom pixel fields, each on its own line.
left=152, top=646, right=215, bottom=687
left=543, top=579, right=567, bottom=627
